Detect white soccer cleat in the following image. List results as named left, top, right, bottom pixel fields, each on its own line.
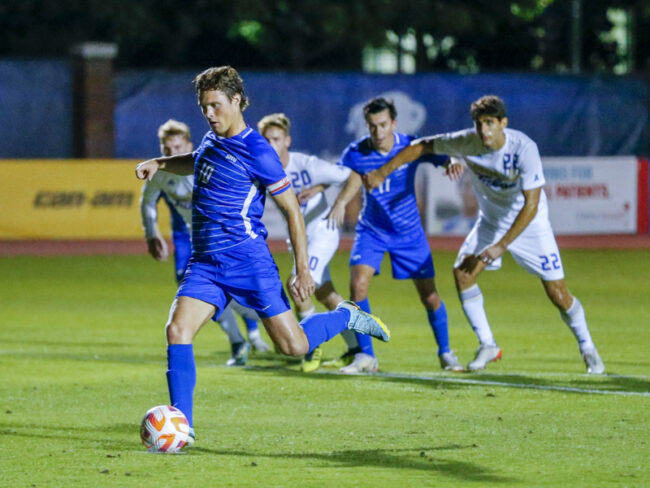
left=339, top=352, right=379, bottom=374
left=467, top=344, right=502, bottom=371
left=582, top=348, right=605, bottom=374
left=439, top=351, right=464, bottom=372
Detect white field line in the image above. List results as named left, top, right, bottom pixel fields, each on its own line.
left=316, top=370, right=650, bottom=397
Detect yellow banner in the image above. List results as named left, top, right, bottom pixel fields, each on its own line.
left=0, top=160, right=171, bottom=239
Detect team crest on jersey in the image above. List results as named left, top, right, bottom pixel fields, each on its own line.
left=225, top=153, right=238, bottom=163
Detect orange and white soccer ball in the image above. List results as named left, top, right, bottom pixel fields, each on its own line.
left=140, top=405, right=191, bottom=453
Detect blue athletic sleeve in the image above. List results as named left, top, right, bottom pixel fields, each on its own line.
left=247, top=140, right=290, bottom=195
left=339, top=145, right=358, bottom=172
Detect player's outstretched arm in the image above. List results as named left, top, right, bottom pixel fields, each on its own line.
left=135, top=153, right=194, bottom=181
left=363, top=139, right=434, bottom=191
left=478, top=187, right=541, bottom=264
left=326, top=171, right=362, bottom=229
left=272, top=189, right=315, bottom=302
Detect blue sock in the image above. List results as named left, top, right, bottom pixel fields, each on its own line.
left=244, top=317, right=258, bottom=332
left=428, top=301, right=450, bottom=355
left=301, top=309, right=351, bottom=353
left=354, top=298, right=375, bottom=357
left=166, top=344, right=196, bottom=427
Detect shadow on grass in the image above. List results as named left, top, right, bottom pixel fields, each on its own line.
left=2, top=421, right=515, bottom=482
left=0, top=422, right=140, bottom=451
left=192, top=444, right=515, bottom=483
left=459, top=371, right=650, bottom=394
left=241, top=365, right=650, bottom=395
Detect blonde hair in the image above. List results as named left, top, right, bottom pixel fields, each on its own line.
left=157, top=119, right=191, bottom=144
left=257, top=113, right=291, bottom=136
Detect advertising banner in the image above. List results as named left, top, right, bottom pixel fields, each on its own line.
left=0, top=160, right=170, bottom=239
left=419, top=156, right=640, bottom=236
left=542, top=157, right=638, bottom=234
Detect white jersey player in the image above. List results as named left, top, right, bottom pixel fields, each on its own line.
left=140, top=119, right=269, bottom=363
left=364, top=95, right=604, bottom=374
left=284, top=150, right=351, bottom=287
left=258, top=113, right=357, bottom=372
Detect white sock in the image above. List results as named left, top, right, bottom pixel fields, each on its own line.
left=217, top=307, right=245, bottom=345
left=298, top=306, right=316, bottom=320
left=248, top=328, right=262, bottom=342
left=560, top=297, right=594, bottom=352
left=459, top=284, right=496, bottom=346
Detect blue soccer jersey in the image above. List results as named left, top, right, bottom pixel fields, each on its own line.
left=340, top=132, right=448, bottom=235
left=191, top=127, right=290, bottom=254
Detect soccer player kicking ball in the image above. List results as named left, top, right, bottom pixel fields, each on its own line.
left=364, top=95, right=604, bottom=374
left=327, top=97, right=463, bottom=374
left=135, top=66, right=390, bottom=443
left=140, top=119, right=271, bottom=365
left=258, top=113, right=360, bottom=373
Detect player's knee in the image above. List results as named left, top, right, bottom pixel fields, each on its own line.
left=276, top=338, right=308, bottom=357
left=420, top=291, right=441, bottom=309
left=166, top=320, right=190, bottom=345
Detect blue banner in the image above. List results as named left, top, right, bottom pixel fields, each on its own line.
left=115, top=71, right=648, bottom=159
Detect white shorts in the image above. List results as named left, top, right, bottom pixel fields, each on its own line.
left=289, top=220, right=339, bottom=287
left=454, top=216, right=565, bottom=281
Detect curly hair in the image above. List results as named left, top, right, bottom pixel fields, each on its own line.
left=192, top=66, right=250, bottom=111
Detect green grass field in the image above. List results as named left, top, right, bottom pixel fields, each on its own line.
left=1, top=249, right=649, bottom=487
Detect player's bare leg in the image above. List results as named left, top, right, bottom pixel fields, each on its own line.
left=315, top=281, right=344, bottom=310
left=166, top=296, right=217, bottom=344
left=542, top=279, right=604, bottom=374
left=454, top=256, right=501, bottom=370
left=350, top=264, right=375, bottom=302
left=413, top=278, right=462, bottom=371
left=262, top=311, right=310, bottom=356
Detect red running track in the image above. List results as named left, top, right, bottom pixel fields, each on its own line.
left=1, top=234, right=649, bottom=257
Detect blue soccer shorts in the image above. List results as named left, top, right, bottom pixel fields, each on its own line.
left=176, top=238, right=291, bottom=318
left=350, top=225, right=435, bottom=280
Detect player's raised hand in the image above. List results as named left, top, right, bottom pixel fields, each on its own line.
left=444, top=158, right=464, bottom=181
left=325, top=202, right=346, bottom=230
left=289, top=271, right=315, bottom=302
left=362, top=169, right=384, bottom=191
left=135, top=159, right=160, bottom=181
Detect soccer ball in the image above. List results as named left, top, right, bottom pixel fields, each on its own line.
left=139, top=405, right=191, bottom=453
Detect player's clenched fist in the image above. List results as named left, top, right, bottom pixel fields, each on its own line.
left=136, top=159, right=161, bottom=181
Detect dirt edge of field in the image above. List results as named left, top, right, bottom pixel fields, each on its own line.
left=2, top=234, right=649, bottom=257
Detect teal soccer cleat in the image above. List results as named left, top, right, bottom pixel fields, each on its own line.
left=336, top=301, right=390, bottom=342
